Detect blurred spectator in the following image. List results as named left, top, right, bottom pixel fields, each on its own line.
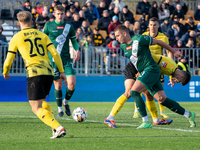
left=82, top=5, right=93, bottom=25
left=178, top=56, right=190, bottom=72
left=49, top=2, right=56, bottom=14
left=69, top=5, right=77, bottom=15
left=172, top=15, right=186, bottom=34
left=108, top=15, right=121, bottom=34
left=100, top=0, right=112, bottom=10
left=185, top=17, right=197, bottom=33
left=43, top=5, right=51, bottom=16
left=163, top=0, right=174, bottom=15
left=196, top=22, right=200, bottom=33
left=0, top=26, right=7, bottom=46
left=173, top=40, right=185, bottom=56
left=167, top=21, right=182, bottom=42
left=31, top=6, right=39, bottom=28
left=196, top=32, right=200, bottom=48
left=86, top=0, right=100, bottom=20
left=62, top=1, right=70, bottom=12
left=35, top=10, right=49, bottom=31
left=113, top=0, right=126, bottom=12
left=74, top=1, right=81, bottom=13
left=158, top=3, right=170, bottom=22
left=148, top=1, right=158, bottom=20
left=79, top=10, right=86, bottom=22
left=108, top=3, right=115, bottom=14
left=109, top=6, right=120, bottom=19
left=136, top=0, right=151, bottom=17
left=194, top=2, right=200, bottom=21
left=160, top=17, right=171, bottom=34
left=105, top=40, right=125, bottom=75
left=49, top=14, right=55, bottom=22
left=172, top=0, right=188, bottom=15
left=36, top=2, right=43, bottom=14
left=81, top=20, right=92, bottom=35
left=22, top=0, right=32, bottom=12
left=71, top=13, right=82, bottom=31
left=164, top=32, right=173, bottom=47
left=185, top=38, right=196, bottom=67
left=80, top=33, right=93, bottom=47
left=67, top=0, right=74, bottom=6
left=119, top=5, right=135, bottom=24
left=64, top=11, right=73, bottom=22
left=52, top=0, right=62, bottom=6
left=173, top=34, right=181, bottom=46
left=124, top=20, right=134, bottom=36
left=91, top=27, right=105, bottom=46
left=97, top=0, right=107, bottom=18
left=172, top=4, right=184, bottom=21
left=76, top=27, right=83, bottom=40
left=105, top=31, right=116, bottom=45
left=98, top=10, right=111, bottom=33
left=76, top=30, right=81, bottom=43
left=139, top=17, right=147, bottom=34
left=133, top=21, right=142, bottom=35
left=180, top=30, right=197, bottom=47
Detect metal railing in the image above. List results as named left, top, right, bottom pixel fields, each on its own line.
left=1, top=46, right=200, bottom=76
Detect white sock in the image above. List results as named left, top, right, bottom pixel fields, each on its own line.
left=134, top=108, right=138, bottom=112
left=142, top=116, right=149, bottom=122
left=183, top=109, right=190, bottom=118
left=56, top=125, right=63, bottom=131
left=107, top=115, right=115, bottom=120
left=63, top=98, right=69, bottom=105
left=160, top=111, right=165, bottom=114
left=58, top=107, right=63, bottom=113
left=153, top=118, right=160, bottom=123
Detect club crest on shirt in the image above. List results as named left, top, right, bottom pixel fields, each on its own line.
left=57, top=26, right=64, bottom=29
left=132, top=40, right=138, bottom=54
left=161, top=61, right=167, bottom=68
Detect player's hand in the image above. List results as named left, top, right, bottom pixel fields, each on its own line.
left=60, top=72, right=67, bottom=86
left=168, top=79, right=176, bottom=87
left=174, top=50, right=182, bottom=59
left=3, top=74, right=10, bottom=80
left=74, top=50, right=80, bottom=61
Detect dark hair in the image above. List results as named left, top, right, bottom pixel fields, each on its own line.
left=149, top=17, right=159, bottom=23
left=114, top=25, right=129, bottom=34
left=181, top=71, right=191, bottom=86
left=159, top=3, right=167, bottom=12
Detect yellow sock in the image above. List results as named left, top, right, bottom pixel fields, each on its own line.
left=146, top=100, right=159, bottom=121
left=159, top=103, right=165, bottom=114
left=42, top=101, right=53, bottom=113
left=110, top=94, right=128, bottom=117
left=36, top=108, right=61, bottom=130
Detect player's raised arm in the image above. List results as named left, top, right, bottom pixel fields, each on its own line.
left=152, top=39, right=182, bottom=58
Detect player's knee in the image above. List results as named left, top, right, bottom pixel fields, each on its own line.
left=68, top=81, right=75, bottom=89
left=143, top=90, right=153, bottom=101
left=124, top=90, right=131, bottom=99
left=157, top=95, right=167, bottom=103
left=130, top=90, right=140, bottom=98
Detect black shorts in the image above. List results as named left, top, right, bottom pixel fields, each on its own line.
left=27, top=75, right=53, bottom=100
left=124, top=61, right=164, bottom=82
left=124, top=61, right=138, bottom=80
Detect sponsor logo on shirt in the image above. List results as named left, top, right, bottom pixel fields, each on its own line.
left=161, top=61, right=167, bottom=68
left=126, top=46, right=132, bottom=50
left=57, top=26, right=64, bottom=29
left=52, top=30, right=58, bottom=32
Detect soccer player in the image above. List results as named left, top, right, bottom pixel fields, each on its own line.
left=104, top=25, right=195, bottom=129
left=133, top=17, right=173, bottom=120
left=3, top=11, right=67, bottom=138
left=44, top=5, right=80, bottom=117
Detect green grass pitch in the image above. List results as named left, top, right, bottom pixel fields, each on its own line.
left=0, top=102, right=200, bottom=150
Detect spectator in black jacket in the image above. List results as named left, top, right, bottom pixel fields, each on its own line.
left=79, top=10, right=86, bottom=22
left=167, top=21, right=182, bottom=42
left=180, top=30, right=197, bottom=47
left=136, top=0, right=151, bottom=17
left=31, top=6, right=39, bottom=29
left=91, top=27, right=105, bottom=46
left=172, top=0, right=188, bottom=15
left=62, top=1, right=70, bottom=13
left=81, top=20, right=93, bottom=35
left=97, top=0, right=107, bottom=18
left=98, top=10, right=111, bottom=33
left=99, top=0, right=112, bottom=10
left=69, top=5, right=77, bottom=15
left=74, top=1, right=81, bottom=13
left=109, top=6, right=120, bottom=19
left=70, top=13, right=82, bottom=31
left=172, top=4, right=185, bottom=20
left=22, top=0, right=32, bottom=12
left=119, top=5, right=135, bottom=24
left=172, top=15, right=186, bottom=34
left=185, top=17, right=197, bottom=33
left=64, top=11, right=73, bottom=22
left=82, top=5, right=94, bottom=25
left=124, top=20, right=134, bottom=36
left=163, top=0, right=174, bottom=15
left=35, top=11, right=49, bottom=31
left=52, top=0, right=62, bottom=6
left=194, top=3, right=200, bottom=21
left=139, top=17, right=147, bottom=34
left=105, top=31, right=116, bottom=45
left=148, top=1, right=158, bottom=20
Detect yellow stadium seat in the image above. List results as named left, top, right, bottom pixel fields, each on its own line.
left=134, top=15, right=143, bottom=21
left=186, top=10, right=194, bottom=17
left=99, top=30, right=107, bottom=39
left=92, top=19, right=99, bottom=25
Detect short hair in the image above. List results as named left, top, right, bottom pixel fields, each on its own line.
left=149, top=17, right=159, bottom=23
left=114, top=25, right=129, bottom=34
left=17, top=11, right=32, bottom=24
left=181, top=71, right=191, bottom=86
left=32, top=6, right=37, bottom=9
left=54, top=5, right=65, bottom=12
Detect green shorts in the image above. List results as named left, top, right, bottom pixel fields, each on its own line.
left=137, top=67, right=163, bottom=96
left=53, top=59, right=76, bottom=80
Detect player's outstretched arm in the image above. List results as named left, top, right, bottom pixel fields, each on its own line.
left=3, top=52, right=16, bottom=79
left=71, top=38, right=80, bottom=61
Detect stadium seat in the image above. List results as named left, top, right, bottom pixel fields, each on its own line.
left=179, top=20, right=187, bottom=25
left=186, top=10, right=194, bottom=17
left=13, top=9, right=22, bottom=20
left=184, top=15, right=192, bottom=20
left=0, top=9, right=13, bottom=20
left=134, top=15, right=143, bottom=21
left=92, top=19, right=99, bottom=25
left=90, top=25, right=97, bottom=32
left=129, top=24, right=134, bottom=30
left=99, top=30, right=107, bottom=39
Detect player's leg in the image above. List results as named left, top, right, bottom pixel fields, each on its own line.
left=54, top=79, right=64, bottom=117
left=63, top=75, right=76, bottom=116
left=133, top=101, right=140, bottom=118
left=130, top=80, right=152, bottom=129
left=160, top=81, right=169, bottom=118
left=104, top=79, right=134, bottom=128
left=154, top=90, right=196, bottom=127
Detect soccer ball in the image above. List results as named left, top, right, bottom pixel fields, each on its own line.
left=72, top=107, right=87, bottom=122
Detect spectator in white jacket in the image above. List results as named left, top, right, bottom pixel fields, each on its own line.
left=113, top=0, right=125, bottom=12
left=158, top=3, right=170, bottom=23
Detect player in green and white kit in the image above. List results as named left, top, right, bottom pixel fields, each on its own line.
left=44, top=5, right=80, bottom=117
left=114, top=25, right=196, bottom=129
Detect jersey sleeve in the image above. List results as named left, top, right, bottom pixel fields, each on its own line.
left=43, top=23, right=49, bottom=35
left=3, top=36, right=18, bottom=75
left=69, top=24, right=76, bottom=39
left=140, top=35, right=153, bottom=46
left=46, top=36, right=64, bottom=73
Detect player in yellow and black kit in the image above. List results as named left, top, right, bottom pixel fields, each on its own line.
left=3, top=11, right=67, bottom=139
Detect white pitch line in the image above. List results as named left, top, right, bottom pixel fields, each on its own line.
left=1, top=114, right=199, bottom=133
